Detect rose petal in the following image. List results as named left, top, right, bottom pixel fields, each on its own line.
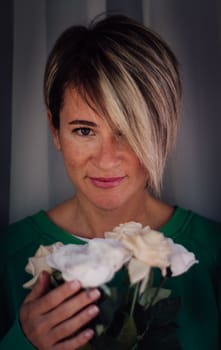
left=128, top=258, right=150, bottom=285
left=168, top=239, right=198, bottom=276
left=121, top=231, right=172, bottom=274
left=104, top=221, right=143, bottom=240
left=23, top=242, right=63, bottom=289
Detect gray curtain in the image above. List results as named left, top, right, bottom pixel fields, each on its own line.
left=0, top=0, right=13, bottom=230
left=5, top=0, right=221, bottom=226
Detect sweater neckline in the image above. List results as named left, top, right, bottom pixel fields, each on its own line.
left=31, top=206, right=192, bottom=242
left=160, top=206, right=193, bottom=238
left=31, top=211, right=86, bottom=244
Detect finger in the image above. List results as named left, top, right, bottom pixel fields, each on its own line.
left=47, top=288, right=101, bottom=327
left=23, top=271, right=51, bottom=304
left=32, top=280, right=82, bottom=315
left=51, top=304, right=99, bottom=343
left=54, top=328, right=94, bottom=350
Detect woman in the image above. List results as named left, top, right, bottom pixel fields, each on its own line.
left=0, top=14, right=220, bottom=350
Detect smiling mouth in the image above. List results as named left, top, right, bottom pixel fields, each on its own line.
left=89, top=176, right=126, bottom=189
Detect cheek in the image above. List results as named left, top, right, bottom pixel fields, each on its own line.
left=134, top=162, right=149, bottom=185
left=131, top=156, right=148, bottom=176
left=138, top=168, right=149, bottom=183
left=62, top=150, right=84, bottom=168
left=60, top=141, right=91, bottom=168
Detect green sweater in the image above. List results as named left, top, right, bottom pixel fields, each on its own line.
left=0, top=207, right=221, bottom=349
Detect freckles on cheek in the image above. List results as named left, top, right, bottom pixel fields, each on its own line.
left=62, top=146, right=89, bottom=167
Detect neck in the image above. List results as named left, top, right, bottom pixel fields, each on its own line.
left=48, top=192, right=174, bottom=239
left=70, top=192, right=173, bottom=238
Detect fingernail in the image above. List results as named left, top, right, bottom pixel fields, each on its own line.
left=70, top=280, right=80, bottom=290
left=84, top=329, right=94, bottom=339
left=88, top=305, right=99, bottom=316
left=89, top=289, right=101, bottom=299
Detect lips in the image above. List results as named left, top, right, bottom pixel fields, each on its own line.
left=89, top=176, right=126, bottom=189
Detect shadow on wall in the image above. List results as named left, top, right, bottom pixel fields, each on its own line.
left=152, top=0, right=221, bottom=222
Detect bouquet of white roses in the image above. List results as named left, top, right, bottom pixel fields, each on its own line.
left=23, top=222, right=198, bottom=350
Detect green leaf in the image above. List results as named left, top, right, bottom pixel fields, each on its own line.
left=139, top=287, right=171, bottom=309
left=95, top=323, right=105, bottom=336
left=99, top=284, right=111, bottom=297
left=50, top=270, right=64, bottom=288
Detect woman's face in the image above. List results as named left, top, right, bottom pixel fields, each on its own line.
left=50, top=88, right=148, bottom=211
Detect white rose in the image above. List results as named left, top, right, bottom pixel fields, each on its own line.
left=23, top=242, right=64, bottom=289
left=47, top=238, right=131, bottom=288
left=168, top=239, right=198, bottom=276
left=106, top=222, right=198, bottom=282
left=105, top=221, right=143, bottom=240
left=120, top=229, right=172, bottom=276
left=105, top=223, right=172, bottom=288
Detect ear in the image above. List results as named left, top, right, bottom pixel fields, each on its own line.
left=47, top=111, right=61, bottom=151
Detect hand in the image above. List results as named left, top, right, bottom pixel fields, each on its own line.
left=19, top=271, right=101, bottom=349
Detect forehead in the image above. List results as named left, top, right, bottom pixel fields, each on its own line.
left=61, top=87, right=117, bottom=128
left=60, top=88, right=98, bottom=123
left=61, top=88, right=91, bottom=112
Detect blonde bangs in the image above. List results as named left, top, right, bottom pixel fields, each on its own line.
left=84, top=42, right=180, bottom=195
left=96, top=63, right=161, bottom=194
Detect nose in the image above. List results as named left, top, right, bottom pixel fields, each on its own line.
left=93, top=135, right=122, bottom=170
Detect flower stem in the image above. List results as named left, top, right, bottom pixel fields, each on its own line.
left=147, top=267, right=172, bottom=309
left=130, top=282, right=140, bottom=317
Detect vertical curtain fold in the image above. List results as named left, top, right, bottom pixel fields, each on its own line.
left=0, top=0, right=13, bottom=230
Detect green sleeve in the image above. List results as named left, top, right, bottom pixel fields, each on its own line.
left=0, top=318, right=35, bottom=350
left=215, top=242, right=221, bottom=336
left=0, top=223, right=38, bottom=349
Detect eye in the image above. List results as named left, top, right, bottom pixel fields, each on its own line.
left=115, top=130, right=125, bottom=141
left=116, top=130, right=123, bottom=137
left=72, top=127, right=94, bottom=136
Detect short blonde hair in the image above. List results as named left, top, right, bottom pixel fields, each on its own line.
left=44, top=15, right=182, bottom=195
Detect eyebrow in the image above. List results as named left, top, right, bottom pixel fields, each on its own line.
left=68, top=120, right=97, bottom=127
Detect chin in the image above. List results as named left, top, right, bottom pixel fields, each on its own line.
left=92, top=197, right=127, bottom=211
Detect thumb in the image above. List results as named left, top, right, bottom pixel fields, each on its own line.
left=24, top=271, right=51, bottom=303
